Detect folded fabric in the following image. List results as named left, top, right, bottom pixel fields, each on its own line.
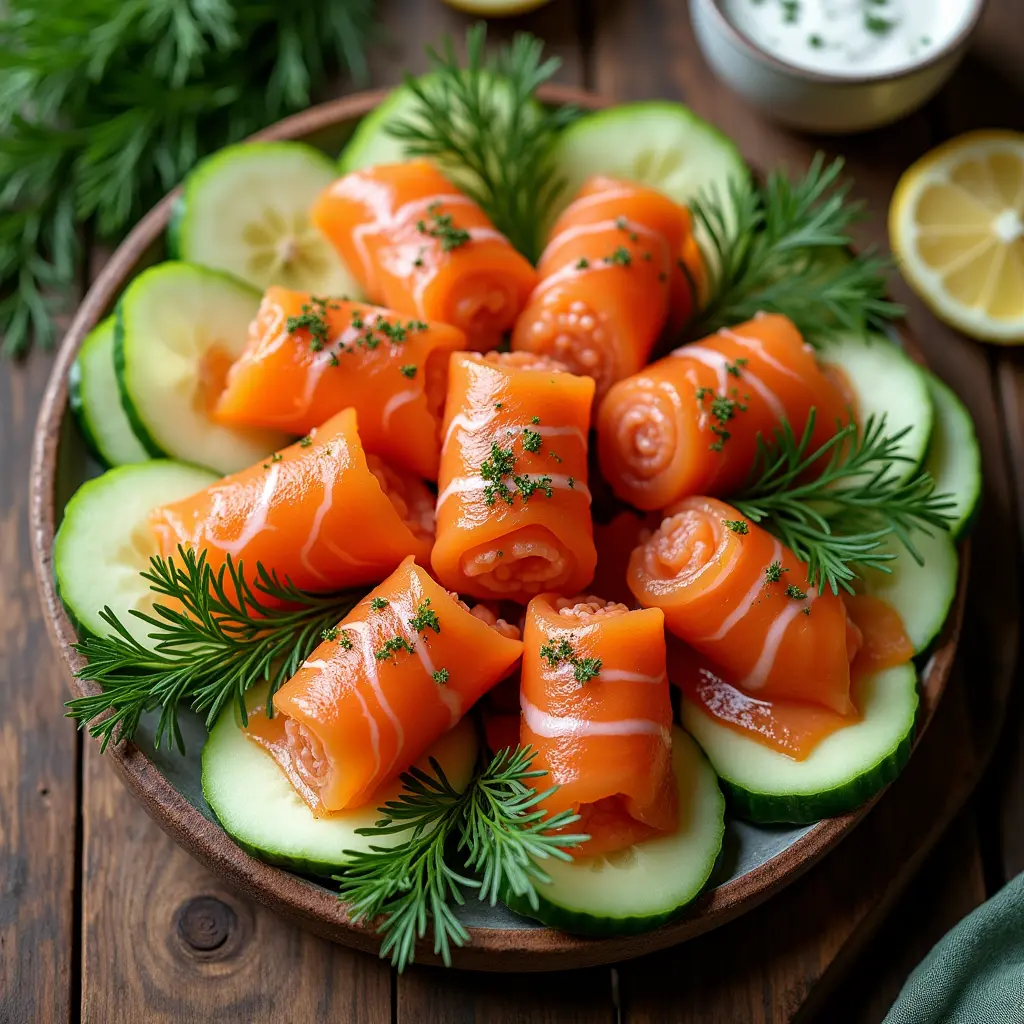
left=885, top=870, right=1024, bottom=1024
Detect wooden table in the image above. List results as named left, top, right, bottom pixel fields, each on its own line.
left=3, top=1, right=1022, bottom=1020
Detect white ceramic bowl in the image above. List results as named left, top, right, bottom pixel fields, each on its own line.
left=690, top=0, right=987, bottom=134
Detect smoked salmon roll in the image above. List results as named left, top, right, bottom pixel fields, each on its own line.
left=629, top=497, right=860, bottom=715
left=431, top=352, right=597, bottom=603
left=312, top=160, right=538, bottom=352
left=213, top=288, right=467, bottom=479
left=597, top=313, right=851, bottom=510
left=511, top=175, right=698, bottom=402
left=244, top=556, right=524, bottom=814
left=520, top=593, right=677, bottom=856
left=149, top=408, right=434, bottom=595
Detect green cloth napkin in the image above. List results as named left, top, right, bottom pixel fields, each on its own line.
left=885, top=871, right=1024, bottom=1023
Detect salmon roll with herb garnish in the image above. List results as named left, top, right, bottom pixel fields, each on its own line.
left=520, top=593, right=677, bottom=856
left=214, top=288, right=467, bottom=479
left=597, top=313, right=851, bottom=510
left=629, top=497, right=861, bottom=715
left=149, top=408, right=434, bottom=596
left=312, top=160, right=538, bottom=352
left=511, top=175, right=700, bottom=403
left=431, top=352, right=597, bottom=604
left=243, top=556, right=524, bottom=814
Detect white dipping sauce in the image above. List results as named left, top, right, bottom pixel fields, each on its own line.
left=722, top=0, right=977, bottom=77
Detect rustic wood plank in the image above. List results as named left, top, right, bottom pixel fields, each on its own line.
left=822, top=810, right=987, bottom=1024
left=0, top=350, right=78, bottom=1024
left=80, top=743, right=391, bottom=1024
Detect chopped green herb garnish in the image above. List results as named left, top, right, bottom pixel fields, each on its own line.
left=808, top=33, right=825, bottom=48
left=615, top=216, right=627, bottom=230
left=605, top=246, right=632, bottom=267
left=725, top=357, right=748, bottom=377
left=573, top=657, right=602, bottom=684
left=575, top=257, right=590, bottom=270
left=530, top=415, right=541, bottom=424
left=723, top=519, right=749, bottom=535
left=338, top=630, right=354, bottom=651
left=539, top=636, right=601, bottom=683
left=417, top=202, right=472, bottom=252
left=549, top=451, right=562, bottom=463
left=864, top=13, right=895, bottom=35
left=514, top=474, right=553, bottom=501
left=400, top=364, right=417, bottom=379
left=567, top=476, right=575, bottom=489
left=786, top=584, right=808, bottom=600
left=494, top=402, right=503, bottom=410
left=271, top=452, right=283, bottom=463
left=370, top=597, right=389, bottom=611
left=764, top=560, right=788, bottom=584
left=432, top=668, right=450, bottom=685
left=481, top=442, right=517, bottom=506
left=321, top=626, right=338, bottom=642
left=409, top=598, right=440, bottom=635
left=376, top=636, right=415, bottom=661
left=286, top=296, right=337, bottom=352
left=299, top=436, right=313, bottom=448
left=522, top=428, right=543, bottom=453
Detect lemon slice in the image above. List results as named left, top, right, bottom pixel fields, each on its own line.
left=440, top=0, right=551, bottom=14
left=890, top=131, right=1024, bottom=345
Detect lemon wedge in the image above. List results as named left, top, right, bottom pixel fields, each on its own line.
left=440, top=0, right=551, bottom=14
left=889, top=130, right=1024, bottom=344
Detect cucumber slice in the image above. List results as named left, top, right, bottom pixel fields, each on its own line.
left=68, top=317, right=149, bottom=467
left=116, top=262, right=290, bottom=475
left=861, top=527, right=959, bottom=656
left=202, top=684, right=479, bottom=876
left=54, top=460, right=217, bottom=645
left=921, top=372, right=982, bottom=539
left=818, top=330, right=933, bottom=477
left=683, top=664, right=918, bottom=825
left=550, top=102, right=748, bottom=218
left=170, top=142, right=362, bottom=297
left=502, top=729, right=725, bottom=936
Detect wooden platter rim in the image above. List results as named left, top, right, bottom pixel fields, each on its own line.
left=28, top=85, right=966, bottom=971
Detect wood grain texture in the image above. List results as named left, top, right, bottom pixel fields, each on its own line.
left=0, top=350, right=78, bottom=1024
left=80, top=742, right=391, bottom=1024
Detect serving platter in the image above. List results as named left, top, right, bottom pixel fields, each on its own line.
left=29, top=85, right=966, bottom=971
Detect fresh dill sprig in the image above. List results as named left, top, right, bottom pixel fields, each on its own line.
left=335, top=746, right=587, bottom=972
left=65, top=546, right=361, bottom=753
left=685, top=154, right=903, bottom=346
left=386, top=24, right=578, bottom=262
left=733, top=410, right=956, bottom=595
left=0, top=0, right=375, bottom=357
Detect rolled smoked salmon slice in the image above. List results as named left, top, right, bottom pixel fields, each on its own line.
left=520, top=594, right=677, bottom=857
left=311, top=160, right=538, bottom=352
left=149, top=408, right=434, bottom=595
left=629, top=497, right=860, bottom=715
left=597, top=313, right=851, bottom=510
left=213, top=288, right=467, bottom=480
left=431, top=352, right=597, bottom=604
left=243, top=556, right=524, bottom=814
left=511, top=175, right=698, bottom=403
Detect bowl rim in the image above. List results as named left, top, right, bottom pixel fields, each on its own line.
left=699, top=0, right=988, bottom=86
left=29, top=83, right=967, bottom=971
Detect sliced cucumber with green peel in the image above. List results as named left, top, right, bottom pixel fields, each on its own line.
left=549, top=102, right=748, bottom=219
left=818, top=330, right=933, bottom=477
left=502, top=729, right=724, bottom=936
left=861, top=527, right=959, bottom=656
left=170, top=142, right=362, bottom=297
left=54, top=460, right=217, bottom=646
left=202, top=684, right=479, bottom=876
left=921, top=372, right=981, bottom=539
left=116, top=262, right=290, bottom=475
left=683, top=664, right=918, bottom=825
left=69, top=317, right=149, bottom=467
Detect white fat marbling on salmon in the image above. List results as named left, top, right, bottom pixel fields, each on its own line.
left=699, top=539, right=784, bottom=643
left=738, top=589, right=817, bottom=693
left=215, top=462, right=280, bottom=558
left=381, top=389, right=420, bottom=430
left=436, top=473, right=591, bottom=509
left=675, top=344, right=787, bottom=424
left=299, top=456, right=339, bottom=584
left=596, top=669, right=668, bottom=685
left=719, top=328, right=804, bottom=386
left=521, top=695, right=670, bottom=744
left=443, top=413, right=587, bottom=450
left=252, top=299, right=291, bottom=361
left=342, top=620, right=402, bottom=778
left=301, top=659, right=331, bottom=671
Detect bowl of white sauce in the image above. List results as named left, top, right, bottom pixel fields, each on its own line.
left=690, top=0, right=987, bottom=133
